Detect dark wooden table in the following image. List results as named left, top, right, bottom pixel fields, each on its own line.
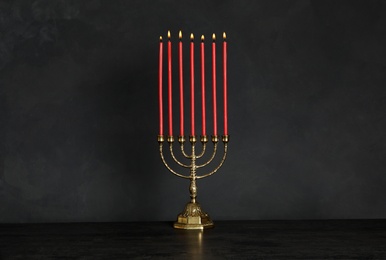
left=1, top=220, right=386, bottom=259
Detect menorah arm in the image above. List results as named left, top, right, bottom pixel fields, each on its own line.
left=159, top=143, right=190, bottom=179
left=196, top=142, right=207, bottom=159
left=196, top=143, right=228, bottom=179
left=196, top=142, right=218, bottom=169
left=180, top=143, right=192, bottom=159
left=169, top=142, right=191, bottom=168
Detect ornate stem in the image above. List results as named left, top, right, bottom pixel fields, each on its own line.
left=189, top=177, right=197, bottom=203
left=190, top=140, right=197, bottom=203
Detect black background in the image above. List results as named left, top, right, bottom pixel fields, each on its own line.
left=1, top=0, right=385, bottom=223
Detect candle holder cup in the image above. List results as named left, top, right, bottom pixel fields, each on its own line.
left=158, top=134, right=229, bottom=230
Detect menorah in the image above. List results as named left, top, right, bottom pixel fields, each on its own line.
left=157, top=30, right=229, bottom=229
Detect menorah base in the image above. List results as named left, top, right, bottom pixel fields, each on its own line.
left=173, top=202, right=214, bottom=230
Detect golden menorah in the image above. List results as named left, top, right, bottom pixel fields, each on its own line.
left=158, top=134, right=229, bottom=229
left=157, top=30, right=229, bottom=229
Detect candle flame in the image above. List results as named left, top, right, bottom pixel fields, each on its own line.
left=201, top=35, right=205, bottom=41
left=179, top=30, right=182, bottom=40
left=190, top=33, right=194, bottom=41
left=223, top=32, right=226, bottom=40
left=212, top=33, right=216, bottom=41
left=160, top=36, right=163, bottom=41
left=167, top=30, right=171, bottom=39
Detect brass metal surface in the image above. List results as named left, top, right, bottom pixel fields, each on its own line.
left=178, top=135, right=186, bottom=143
left=167, top=135, right=175, bottom=143
left=173, top=202, right=214, bottom=230
left=200, top=135, right=208, bottom=143
left=189, top=135, right=197, bottom=144
left=159, top=134, right=229, bottom=229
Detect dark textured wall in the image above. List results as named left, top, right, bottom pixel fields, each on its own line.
left=1, top=0, right=385, bottom=223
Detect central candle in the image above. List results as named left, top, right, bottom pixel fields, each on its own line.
left=168, top=30, right=173, bottom=136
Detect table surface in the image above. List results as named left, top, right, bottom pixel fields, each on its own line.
left=1, top=220, right=386, bottom=259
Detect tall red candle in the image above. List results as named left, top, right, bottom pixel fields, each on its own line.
left=167, top=31, right=173, bottom=136
left=200, top=35, right=206, bottom=136
left=159, top=36, right=163, bottom=136
left=190, top=33, right=195, bottom=136
left=179, top=31, right=184, bottom=136
left=223, top=32, right=228, bottom=135
left=212, top=33, right=217, bottom=136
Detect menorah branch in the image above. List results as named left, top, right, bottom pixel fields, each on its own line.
left=169, top=142, right=191, bottom=168
left=196, top=136, right=209, bottom=159
left=196, top=141, right=228, bottom=179
left=196, top=140, right=218, bottom=169
left=159, top=140, right=190, bottom=179
left=179, top=136, right=192, bottom=159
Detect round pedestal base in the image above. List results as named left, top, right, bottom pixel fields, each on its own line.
left=173, top=202, right=214, bottom=230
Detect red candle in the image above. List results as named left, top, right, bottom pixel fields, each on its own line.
left=200, top=35, right=206, bottom=136
left=190, top=33, right=195, bottom=136
left=212, top=33, right=217, bottom=136
left=179, top=31, right=184, bottom=136
left=168, top=31, right=173, bottom=136
left=223, top=32, right=228, bottom=135
left=159, top=36, right=163, bottom=136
